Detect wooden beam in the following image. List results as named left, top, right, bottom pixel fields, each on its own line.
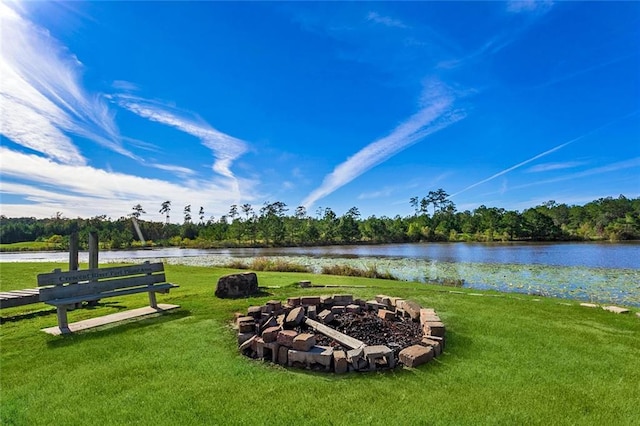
left=42, top=304, right=180, bottom=335
left=303, top=317, right=366, bottom=350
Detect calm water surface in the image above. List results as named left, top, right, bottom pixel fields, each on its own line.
left=2, top=242, right=638, bottom=307
left=2, top=242, right=637, bottom=269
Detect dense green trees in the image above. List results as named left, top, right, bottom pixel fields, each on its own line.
left=1, top=194, right=639, bottom=248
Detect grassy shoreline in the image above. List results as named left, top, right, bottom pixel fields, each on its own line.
left=1, top=262, right=639, bottom=425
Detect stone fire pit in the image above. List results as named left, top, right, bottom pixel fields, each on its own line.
left=235, top=293, right=445, bottom=373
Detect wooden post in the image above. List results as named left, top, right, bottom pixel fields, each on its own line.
left=69, top=232, right=79, bottom=272
left=145, top=261, right=158, bottom=308
left=87, top=231, right=99, bottom=306
left=89, top=231, right=99, bottom=270
left=148, top=291, right=158, bottom=309
left=56, top=306, right=70, bottom=334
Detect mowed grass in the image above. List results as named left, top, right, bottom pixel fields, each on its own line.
left=1, top=262, right=639, bottom=425
left=0, top=242, right=61, bottom=252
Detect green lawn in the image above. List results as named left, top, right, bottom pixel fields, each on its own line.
left=1, top=262, right=639, bottom=425
left=0, top=242, right=62, bottom=252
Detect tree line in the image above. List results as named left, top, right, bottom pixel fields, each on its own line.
left=1, top=191, right=639, bottom=249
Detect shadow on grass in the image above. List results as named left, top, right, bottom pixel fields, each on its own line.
left=1, top=307, right=58, bottom=324
left=44, top=308, right=191, bottom=348
left=0, top=300, right=131, bottom=324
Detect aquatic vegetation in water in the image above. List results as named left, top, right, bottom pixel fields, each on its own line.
left=117, top=253, right=640, bottom=308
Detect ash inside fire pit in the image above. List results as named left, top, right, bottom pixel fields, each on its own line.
left=235, top=294, right=446, bottom=373
left=298, top=311, right=424, bottom=356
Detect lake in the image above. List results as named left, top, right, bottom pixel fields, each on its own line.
left=2, top=242, right=638, bottom=307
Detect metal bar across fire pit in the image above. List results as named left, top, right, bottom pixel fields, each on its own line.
left=304, top=317, right=366, bottom=350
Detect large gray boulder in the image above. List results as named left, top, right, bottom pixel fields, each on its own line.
left=215, top=272, right=259, bottom=298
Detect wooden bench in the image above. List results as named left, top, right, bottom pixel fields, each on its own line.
left=37, top=261, right=179, bottom=335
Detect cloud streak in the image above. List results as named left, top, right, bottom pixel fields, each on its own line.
left=114, top=95, right=248, bottom=192
left=367, top=12, right=408, bottom=29
left=301, top=81, right=465, bottom=208
left=451, top=140, right=577, bottom=198
left=0, top=3, right=132, bottom=163
left=526, top=161, right=586, bottom=173
left=451, top=111, right=640, bottom=198
left=506, top=0, right=554, bottom=14
left=512, top=157, right=640, bottom=191
left=0, top=147, right=255, bottom=220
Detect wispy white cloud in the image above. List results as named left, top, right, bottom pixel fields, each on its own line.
left=113, top=95, right=248, bottom=193
left=0, top=3, right=133, bottom=163
left=301, top=80, right=465, bottom=209
left=452, top=112, right=639, bottom=198
left=513, top=157, right=640, bottom=191
left=358, top=186, right=396, bottom=200
left=451, top=140, right=575, bottom=198
left=367, top=11, right=408, bottom=29
left=506, top=0, right=554, bottom=14
left=0, top=147, right=256, bottom=220
left=527, top=161, right=586, bottom=173
left=112, top=80, right=140, bottom=92
left=529, top=52, right=639, bottom=90
left=149, top=163, right=196, bottom=178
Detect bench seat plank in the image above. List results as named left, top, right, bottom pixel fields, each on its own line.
left=44, top=283, right=178, bottom=307
left=0, top=292, right=41, bottom=309
left=41, top=303, right=180, bottom=335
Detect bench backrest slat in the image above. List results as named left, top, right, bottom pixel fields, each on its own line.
left=37, top=263, right=164, bottom=286
left=39, top=273, right=167, bottom=302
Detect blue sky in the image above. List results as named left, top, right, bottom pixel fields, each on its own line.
left=1, top=1, right=639, bottom=222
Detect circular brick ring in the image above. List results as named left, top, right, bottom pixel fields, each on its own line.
left=235, top=293, right=445, bottom=373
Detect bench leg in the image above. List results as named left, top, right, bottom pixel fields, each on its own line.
left=56, top=305, right=71, bottom=334
left=148, top=291, right=158, bottom=309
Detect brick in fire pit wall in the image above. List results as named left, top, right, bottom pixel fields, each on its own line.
left=264, top=342, right=280, bottom=363
left=399, top=345, right=433, bottom=368
left=366, top=300, right=386, bottom=312
left=285, top=306, right=305, bottom=326
left=375, top=295, right=392, bottom=306
left=237, top=316, right=255, bottom=333
left=292, top=333, right=316, bottom=351
left=331, top=305, right=346, bottom=314
left=346, top=304, right=361, bottom=314
left=420, top=308, right=440, bottom=325
left=262, top=326, right=281, bottom=343
left=378, top=309, right=395, bottom=321
left=333, top=350, right=348, bottom=374
left=287, top=297, right=301, bottom=307
left=307, top=305, right=317, bottom=320
left=267, top=300, right=282, bottom=312
left=320, top=295, right=334, bottom=306
left=288, top=346, right=334, bottom=371
left=237, top=332, right=255, bottom=346
left=390, top=297, right=404, bottom=307
left=420, top=337, right=442, bottom=356
left=259, top=316, right=277, bottom=333
left=277, top=330, right=298, bottom=347
left=424, top=321, right=446, bottom=338
left=247, top=306, right=262, bottom=318
left=300, top=296, right=321, bottom=306
left=277, top=345, right=289, bottom=365
left=318, top=309, right=334, bottom=324
left=403, top=300, right=422, bottom=321
left=422, top=334, right=445, bottom=349
left=239, top=334, right=256, bottom=353
left=347, top=347, right=367, bottom=371
left=363, top=345, right=395, bottom=370
left=333, top=294, right=353, bottom=304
